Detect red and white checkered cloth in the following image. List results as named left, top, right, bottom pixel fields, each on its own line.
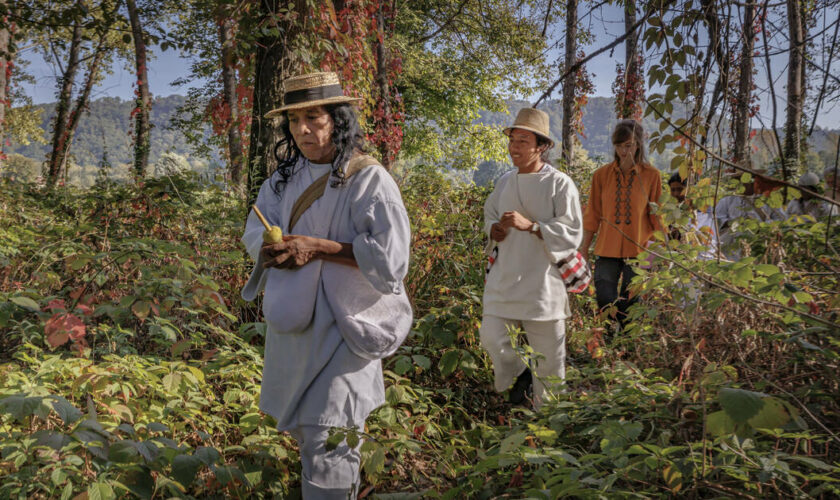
left=556, top=251, right=591, bottom=293
left=485, top=246, right=591, bottom=293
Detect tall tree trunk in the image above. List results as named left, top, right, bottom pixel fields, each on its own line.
left=47, top=22, right=83, bottom=187
left=700, top=0, right=729, bottom=149
left=219, top=16, right=244, bottom=189
left=50, top=39, right=107, bottom=187
left=126, top=0, right=151, bottom=179
left=620, top=0, right=640, bottom=119
left=374, top=5, right=393, bottom=169
left=560, top=0, right=578, bottom=166
left=246, top=0, right=301, bottom=211
left=732, top=1, right=756, bottom=169
left=0, top=14, right=14, bottom=164
left=783, top=0, right=803, bottom=181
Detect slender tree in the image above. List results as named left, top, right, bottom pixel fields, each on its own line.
left=373, top=5, right=393, bottom=169
left=126, top=0, right=152, bottom=178
left=46, top=19, right=83, bottom=186
left=0, top=11, right=14, bottom=163
left=616, top=0, right=643, bottom=119
left=218, top=12, right=244, bottom=187
left=731, top=0, right=756, bottom=169
left=782, top=0, right=804, bottom=180
left=561, top=0, right=577, bottom=165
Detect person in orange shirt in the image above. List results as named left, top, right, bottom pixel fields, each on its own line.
left=579, top=120, right=662, bottom=335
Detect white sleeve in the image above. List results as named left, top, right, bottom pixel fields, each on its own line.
left=540, top=175, right=584, bottom=262
left=351, top=170, right=411, bottom=295
left=483, top=174, right=508, bottom=236
left=241, top=179, right=274, bottom=261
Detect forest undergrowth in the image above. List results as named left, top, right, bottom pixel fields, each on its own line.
left=0, top=168, right=838, bottom=499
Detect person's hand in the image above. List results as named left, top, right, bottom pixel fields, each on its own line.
left=490, top=222, right=508, bottom=242
left=261, top=235, right=323, bottom=269
left=500, top=211, right=533, bottom=232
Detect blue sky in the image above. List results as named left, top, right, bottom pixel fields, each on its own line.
left=18, top=5, right=840, bottom=130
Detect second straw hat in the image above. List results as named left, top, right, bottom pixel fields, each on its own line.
left=503, top=108, right=555, bottom=147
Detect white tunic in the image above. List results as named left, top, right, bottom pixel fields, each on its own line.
left=785, top=198, right=837, bottom=219
left=483, top=165, right=583, bottom=321
left=715, top=195, right=785, bottom=227
left=241, top=158, right=411, bottom=431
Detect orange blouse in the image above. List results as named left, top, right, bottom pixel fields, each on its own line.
left=583, top=161, right=663, bottom=258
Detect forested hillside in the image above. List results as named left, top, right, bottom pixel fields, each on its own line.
left=9, top=95, right=838, bottom=188
left=4, top=95, right=215, bottom=185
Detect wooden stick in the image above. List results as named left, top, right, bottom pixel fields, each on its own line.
left=252, top=205, right=271, bottom=231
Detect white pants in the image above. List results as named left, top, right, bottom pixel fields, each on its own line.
left=289, top=425, right=362, bottom=499
left=479, top=315, right=566, bottom=407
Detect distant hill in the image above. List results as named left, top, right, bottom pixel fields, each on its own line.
left=7, top=94, right=838, bottom=187
left=6, top=95, right=211, bottom=169
left=474, top=98, right=840, bottom=185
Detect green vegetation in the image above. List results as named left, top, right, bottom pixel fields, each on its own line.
left=0, top=165, right=837, bottom=498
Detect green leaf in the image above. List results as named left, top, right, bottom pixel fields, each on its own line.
left=87, top=482, right=116, bottom=500
left=748, top=397, right=790, bottom=430
left=346, top=430, right=360, bottom=449
left=393, top=356, right=412, bottom=375
left=499, top=431, right=528, bottom=454
left=788, top=455, right=834, bottom=471
left=755, top=264, right=780, bottom=276
left=706, top=410, right=736, bottom=436
left=438, top=350, right=459, bottom=377
left=171, top=454, right=202, bottom=487
left=412, top=355, right=432, bottom=371
left=194, top=447, right=220, bottom=466
left=363, top=445, right=386, bottom=476
left=325, top=431, right=345, bottom=451
left=132, top=300, right=151, bottom=320
left=719, top=388, right=764, bottom=423
left=0, top=394, right=44, bottom=421
left=49, top=395, right=82, bottom=425
left=146, top=422, right=169, bottom=433
left=109, top=440, right=140, bottom=463
left=119, top=468, right=155, bottom=499
left=10, top=295, right=40, bottom=311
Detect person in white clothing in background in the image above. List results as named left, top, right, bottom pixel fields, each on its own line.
left=786, top=171, right=837, bottom=219
left=480, top=107, right=583, bottom=408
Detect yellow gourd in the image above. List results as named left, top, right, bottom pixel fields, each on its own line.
left=252, top=206, right=283, bottom=243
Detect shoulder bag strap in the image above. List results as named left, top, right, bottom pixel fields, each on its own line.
left=288, top=154, right=380, bottom=232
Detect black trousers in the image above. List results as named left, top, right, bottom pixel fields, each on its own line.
left=594, top=256, right=638, bottom=333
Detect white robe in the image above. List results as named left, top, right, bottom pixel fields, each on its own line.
left=785, top=198, right=837, bottom=219
left=241, top=159, right=411, bottom=430
left=483, top=165, right=583, bottom=321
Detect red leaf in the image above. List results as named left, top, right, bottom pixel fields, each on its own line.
left=46, top=299, right=67, bottom=312
left=45, top=313, right=86, bottom=348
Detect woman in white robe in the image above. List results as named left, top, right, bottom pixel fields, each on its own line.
left=241, top=72, right=411, bottom=499
left=481, top=108, right=583, bottom=408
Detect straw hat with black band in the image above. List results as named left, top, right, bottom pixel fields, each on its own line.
left=264, top=72, right=363, bottom=118
left=503, top=107, right=555, bottom=148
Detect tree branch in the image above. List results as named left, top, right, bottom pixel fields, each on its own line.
left=414, top=0, right=469, bottom=45
left=533, top=0, right=675, bottom=107
left=644, top=97, right=840, bottom=208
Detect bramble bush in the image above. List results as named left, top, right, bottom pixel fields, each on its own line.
left=1, top=166, right=838, bottom=498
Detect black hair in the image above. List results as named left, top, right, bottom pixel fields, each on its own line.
left=536, top=135, right=553, bottom=162
left=668, top=172, right=686, bottom=185
left=272, top=103, right=366, bottom=197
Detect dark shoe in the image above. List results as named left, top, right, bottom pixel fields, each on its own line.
left=508, top=368, right=533, bottom=405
